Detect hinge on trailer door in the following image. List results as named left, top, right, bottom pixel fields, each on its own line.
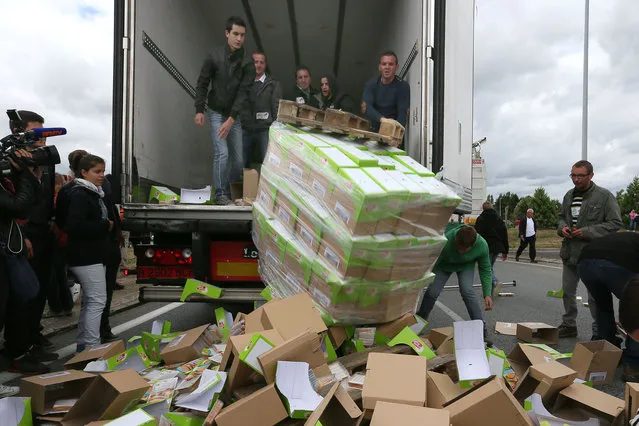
left=122, top=37, right=129, bottom=50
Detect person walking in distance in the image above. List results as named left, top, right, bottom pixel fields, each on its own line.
left=516, top=209, right=537, bottom=263
left=194, top=16, right=254, bottom=205
left=474, top=201, right=509, bottom=295
left=629, top=209, right=637, bottom=232
left=556, top=160, right=622, bottom=339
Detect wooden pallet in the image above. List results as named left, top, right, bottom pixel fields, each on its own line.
left=277, top=99, right=403, bottom=147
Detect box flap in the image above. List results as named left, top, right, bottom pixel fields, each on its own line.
left=495, top=322, right=517, bottom=336
left=371, top=401, right=449, bottom=425
left=427, top=371, right=462, bottom=409
left=243, top=169, right=259, bottom=200
left=261, top=293, right=327, bottom=339
left=276, top=361, right=324, bottom=418
left=64, top=341, right=126, bottom=369
left=160, top=325, right=208, bottom=355
left=304, top=382, right=362, bottom=426
left=513, top=361, right=577, bottom=404
left=23, top=370, right=95, bottom=386
left=428, top=327, right=453, bottom=349
left=215, top=384, right=288, bottom=426
left=555, top=383, right=624, bottom=421
left=528, top=393, right=599, bottom=426
left=454, top=320, right=491, bottom=383
left=507, top=344, right=552, bottom=377
left=339, top=168, right=386, bottom=196
left=362, top=353, right=427, bottom=410
left=626, top=382, right=639, bottom=423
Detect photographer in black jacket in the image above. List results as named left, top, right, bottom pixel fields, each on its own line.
left=0, top=147, right=51, bottom=374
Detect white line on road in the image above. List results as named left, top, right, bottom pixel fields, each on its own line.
left=0, top=302, right=183, bottom=384
left=505, top=260, right=562, bottom=270
left=435, top=300, right=465, bottom=322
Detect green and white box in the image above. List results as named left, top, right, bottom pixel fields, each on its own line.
left=149, top=186, right=179, bottom=204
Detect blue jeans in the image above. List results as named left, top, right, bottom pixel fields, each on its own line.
left=242, top=128, right=269, bottom=168
left=70, top=264, right=107, bottom=349
left=578, top=258, right=639, bottom=367
left=630, top=218, right=637, bottom=231
left=490, top=253, right=499, bottom=289
left=208, top=111, right=243, bottom=198
left=417, top=269, right=484, bottom=322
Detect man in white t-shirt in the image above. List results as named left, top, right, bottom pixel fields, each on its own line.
left=516, top=209, right=537, bottom=263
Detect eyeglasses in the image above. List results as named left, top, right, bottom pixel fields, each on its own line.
left=569, top=174, right=590, bottom=179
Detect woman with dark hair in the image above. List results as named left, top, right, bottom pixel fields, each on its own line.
left=314, top=74, right=356, bottom=113
left=64, top=154, right=112, bottom=351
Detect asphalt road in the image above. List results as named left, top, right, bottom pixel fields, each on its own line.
left=0, top=259, right=627, bottom=399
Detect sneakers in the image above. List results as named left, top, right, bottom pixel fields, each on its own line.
left=530, top=260, right=539, bottom=263
left=0, top=384, right=20, bottom=398
left=214, top=195, right=233, bottom=206
left=622, top=364, right=639, bottom=382
left=8, top=354, right=51, bottom=374
left=36, top=334, right=54, bottom=349
left=557, top=324, right=578, bottom=338
left=30, top=346, right=59, bottom=362
left=515, top=256, right=520, bottom=262
left=101, top=331, right=120, bottom=343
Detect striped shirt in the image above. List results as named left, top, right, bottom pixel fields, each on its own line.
left=571, top=195, right=584, bottom=226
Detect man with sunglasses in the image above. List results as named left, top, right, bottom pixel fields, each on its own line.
left=556, top=160, right=622, bottom=339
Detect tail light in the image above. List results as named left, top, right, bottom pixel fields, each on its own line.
left=149, top=248, right=193, bottom=266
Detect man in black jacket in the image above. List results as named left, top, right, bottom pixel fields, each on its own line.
left=516, top=208, right=538, bottom=263
left=194, top=16, right=254, bottom=206
left=288, top=66, right=320, bottom=108
left=100, top=175, right=122, bottom=342
left=474, top=202, right=509, bottom=295
left=578, top=232, right=639, bottom=381
left=241, top=51, right=281, bottom=167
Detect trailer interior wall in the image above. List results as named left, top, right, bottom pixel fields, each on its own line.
left=378, top=0, right=425, bottom=163
left=441, top=0, right=474, bottom=189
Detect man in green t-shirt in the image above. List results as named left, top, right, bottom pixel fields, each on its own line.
left=416, top=224, right=494, bottom=329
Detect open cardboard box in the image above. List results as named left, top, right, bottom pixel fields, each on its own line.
left=627, top=382, right=639, bottom=424
left=552, top=383, right=624, bottom=425
left=569, top=340, right=622, bottom=385
left=516, top=322, right=559, bottom=344
left=248, top=293, right=328, bottom=340
left=362, top=352, right=427, bottom=410
left=513, top=361, right=577, bottom=406
left=305, top=382, right=363, bottom=426
left=428, top=327, right=454, bottom=355
left=443, top=376, right=533, bottom=426
left=20, top=370, right=95, bottom=416
left=507, top=343, right=555, bottom=378
left=215, top=383, right=288, bottom=426
left=64, top=340, right=126, bottom=371
left=427, top=371, right=463, bottom=409
left=370, top=401, right=450, bottom=426
left=160, top=325, right=211, bottom=365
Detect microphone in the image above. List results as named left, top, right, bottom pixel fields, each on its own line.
left=24, top=127, right=67, bottom=140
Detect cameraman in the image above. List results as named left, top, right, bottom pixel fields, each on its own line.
left=10, top=111, right=60, bottom=363
left=0, top=148, right=50, bottom=374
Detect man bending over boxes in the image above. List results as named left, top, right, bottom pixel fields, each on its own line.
left=416, top=224, right=494, bottom=344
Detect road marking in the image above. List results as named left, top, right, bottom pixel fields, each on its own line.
left=435, top=300, right=465, bottom=322
left=0, top=302, right=183, bottom=384
left=505, top=261, right=562, bottom=270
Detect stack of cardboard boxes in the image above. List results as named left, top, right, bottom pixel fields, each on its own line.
left=253, top=123, right=461, bottom=324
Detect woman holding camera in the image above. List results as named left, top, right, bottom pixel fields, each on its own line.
left=65, top=154, right=112, bottom=352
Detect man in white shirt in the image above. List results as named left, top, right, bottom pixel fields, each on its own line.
left=516, top=209, right=538, bottom=263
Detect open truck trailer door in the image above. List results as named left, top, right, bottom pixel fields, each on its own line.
left=111, top=0, right=475, bottom=304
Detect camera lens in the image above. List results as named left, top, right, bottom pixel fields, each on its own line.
left=30, top=145, right=61, bottom=167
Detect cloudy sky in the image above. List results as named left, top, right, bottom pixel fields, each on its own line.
left=0, top=0, right=636, bottom=201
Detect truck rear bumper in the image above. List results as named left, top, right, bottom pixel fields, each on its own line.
left=139, top=286, right=264, bottom=304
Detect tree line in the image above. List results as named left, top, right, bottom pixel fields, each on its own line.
left=488, top=177, right=639, bottom=228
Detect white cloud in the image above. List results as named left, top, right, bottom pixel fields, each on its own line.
left=0, top=0, right=113, bottom=175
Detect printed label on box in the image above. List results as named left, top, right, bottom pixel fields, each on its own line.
left=300, top=228, right=314, bottom=246
left=312, top=179, right=326, bottom=198
left=286, top=274, right=303, bottom=292
left=289, top=163, right=303, bottom=178
left=167, top=334, right=186, bottom=348
left=324, top=246, right=341, bottom=269
left=88, top=343, right=113, bottom=352
left=334, top=201, right=351, bottom=224
left=312, top=287, right=331, bottom=308
left=588, top=371, right=606, bottom=382
left=267, top=153, right=281, bottom=167
left=38, top=371, right=71, bottom=380
left=278, top=207, right=292, bottom=225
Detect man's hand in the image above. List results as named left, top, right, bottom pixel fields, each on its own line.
left=25, top=238, right=34, bottom=259
left=571, top=227, right=584, bottom=239
left=519, top=235, right=524, bottom=241
left=194, top=112, right=205, bottom=127
left=217, top=117, right=235, bottom=140
left=8, top=149, right=33, bottom=171
left=561, top=226, right=573, bottom=238
left=484, top=296, right=493, bottom=311
left=501, top=254, right=508, bottom=261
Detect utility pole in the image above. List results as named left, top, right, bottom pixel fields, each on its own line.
left=582, top=0, right=590, bottom=160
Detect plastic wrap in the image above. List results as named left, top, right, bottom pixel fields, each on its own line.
left=252, top=123, right=461, bottom=324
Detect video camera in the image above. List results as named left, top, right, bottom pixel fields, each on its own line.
left=0, top=109, right=62, bottom=175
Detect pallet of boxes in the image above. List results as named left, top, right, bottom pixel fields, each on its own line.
left=6, top=120, right=635, bottom=425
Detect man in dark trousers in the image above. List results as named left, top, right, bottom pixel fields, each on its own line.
left=288, top=66, right=319, bottom=108
left=100, top=175, right=122, bottom=343
left=577, top=232, right=639, bottom=382
left=194, top=16, right=254, bottom=206
left=362, top=51, right=410, bottom=132
left=474, top=201, right=509, bottom=295
left=241, top=51, right=281, bottom=167
left=516, top=208, right=537, bottom=263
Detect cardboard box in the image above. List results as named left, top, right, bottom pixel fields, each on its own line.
left=329, top=168, right=385, bottom=235
left=507, top=343, right=555, bottom=377
left=60, top=369, right=149, bottom=426
left=428, top=327, right=454, bottom=350
left=569, top=340, right=622, bottom=385
left=215, top=383, right=288, bottom=426
left=294, top=197, right=331, bottom=254
left=307, top=167, right=334, bottom=205
left=454, top=320, right=491, bottom=387
left=20, top=370, right=95, bottom=415
left=328, top=326, right=348, bottom=349
left=443, top=376, right=533, bottom=426
left=256, top=175, right=277, bottom=213
left=305, top=382, right=363, bottom=426
left=374, top=313, right=418, bottom=344
left=64, top=341, right=126, bottom=371
left=258, top=331, right=330, bottom=384
left=261, top=293, right=328, bottom=340
left=148, top=185, right=178, bottom=204
left=282, top=237, right=315, bottom=290
left=626, top=382, right=639, bottom=424
left=527, top=392, right=599, bottom=426
left=427, top=371, right=462, bottom=409
left=516, top=322, right=559, bottom=344
left=370, top=401, right=449, bottom=426
left=160, top=325, right=211, bottom=365
left=553, top=383, right=624, bottom=425
left=274, top=191, right=299, bottom=230
left=362, top=353, right=427, bottom=410
left=276, top=361, right=324, bottom=418
left=513, top=361, right=577, bottom=405
left=230, top=168, right=259, bottom=202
